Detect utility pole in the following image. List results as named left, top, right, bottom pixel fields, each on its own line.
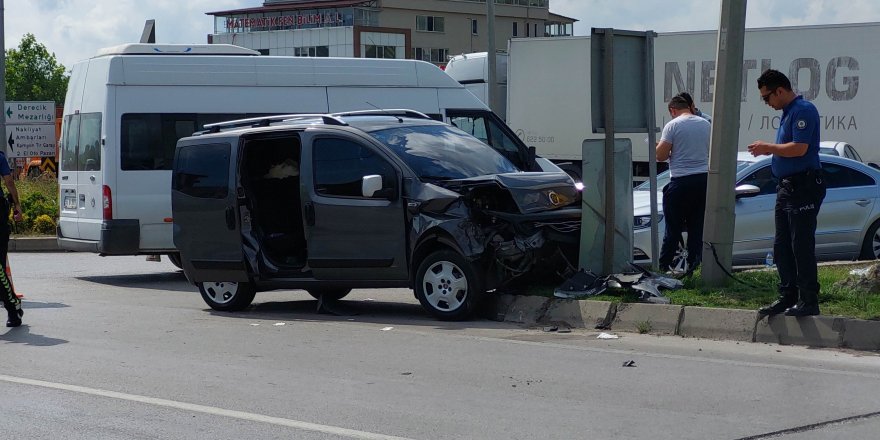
left=702, top=0, right=747, bottom=286
left=1, top=0, right=6, bottom=164
left=486, top=0, right=499, bottom=113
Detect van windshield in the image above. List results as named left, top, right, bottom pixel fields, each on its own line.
left=369, top=124, right=520, bottom=180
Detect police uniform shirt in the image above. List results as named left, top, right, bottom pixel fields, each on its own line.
left=0, top=152, right=10, bottom=178
left=773, top=95, right=821, bottom=178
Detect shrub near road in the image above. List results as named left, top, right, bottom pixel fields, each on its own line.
left=10, top=173, right=58, bottom=236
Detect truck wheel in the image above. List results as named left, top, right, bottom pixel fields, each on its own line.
left=167, top=253, right=183, bottom=269
left=307, top=288, right=352, bottom=301
left=198, top=281, right=256, bottom=311
left=414, top=250, right=482, bottom=321
left=859, top=219, right=880, bottom=260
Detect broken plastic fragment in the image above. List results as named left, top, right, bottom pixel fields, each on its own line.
left=597, top=332, right=619, bottom=339
left=622, top=360, right=637, bottom=367
left=381, top=326, right=394, bottom=331
left=249, top=323, right=260, bottom=326
left=273, top=322, right=286, bottom=326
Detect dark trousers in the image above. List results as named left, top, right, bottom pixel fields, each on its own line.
left=774, top=170, right=826, bottom=305
left=0, top=195, right=18, bottom=313
left=659, top=172, right=707, bottom=271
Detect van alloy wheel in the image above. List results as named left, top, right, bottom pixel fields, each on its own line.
left=414, top=250, right=482, bottom=321
left=197, top=281, right=256, bottom=312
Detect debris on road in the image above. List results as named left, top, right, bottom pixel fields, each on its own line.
left=554, top=264, right=683, bottom=302
left=597, top=332, right=619, bottom=340
left=273, top=322, right=286, bottom=326
left=381, top=326, right=394, bottom=331
left=622, top=360, right=637, bottom=367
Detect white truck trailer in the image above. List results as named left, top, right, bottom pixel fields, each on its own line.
left=453, top=22, right=878, bottom=182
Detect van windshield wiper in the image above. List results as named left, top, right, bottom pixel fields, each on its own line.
left=419, top=175, right=456, bottom=182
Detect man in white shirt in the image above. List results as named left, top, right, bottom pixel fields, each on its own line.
left=656, top=94, right=711, bottom=274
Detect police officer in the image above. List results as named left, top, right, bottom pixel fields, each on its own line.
left=0, top=151, right=24, bottom=327
left=656, top=94, right=710, bottom=274
left=748, top=69, right=825, bottom=317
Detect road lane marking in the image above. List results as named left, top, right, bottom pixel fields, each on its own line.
left=0, top=374, right=415, bottom=440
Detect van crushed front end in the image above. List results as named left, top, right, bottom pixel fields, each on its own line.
left=408, top=172, right=581, bottom=291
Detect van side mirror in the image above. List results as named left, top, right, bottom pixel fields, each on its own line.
left=527, top=146, right=538, bottom=171
left=362, top=175, right=383, bottom=198
left=735, top=184, right=761, bottom=198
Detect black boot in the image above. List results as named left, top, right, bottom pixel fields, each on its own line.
left=6, top=307, right=23, bottom=327
left=758, top=292, right=797, bottom=317
left=784, top=301, right=820, bottom=317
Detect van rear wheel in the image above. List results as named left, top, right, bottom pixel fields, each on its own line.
left=167, top=253, right=182, bottom=269
left=307, top=288, right=352, bottom=301
left=198, top=281, right=256, bottom=311
left=414, top=250, right=482, bottom=321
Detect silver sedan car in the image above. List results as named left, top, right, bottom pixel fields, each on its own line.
left=633, top=152, right=880, bottom=266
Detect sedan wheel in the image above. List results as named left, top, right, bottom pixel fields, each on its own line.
left=198, top=281, right=256, bottom=311
left=860, top=220, right=880, bottom=260
left=415, top=250, right=482, bottom=321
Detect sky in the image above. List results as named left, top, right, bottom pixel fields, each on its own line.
left=6, top=0, right=880, bottom=68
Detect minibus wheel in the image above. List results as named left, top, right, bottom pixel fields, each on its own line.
left=197, top=281, right=256, bottom=311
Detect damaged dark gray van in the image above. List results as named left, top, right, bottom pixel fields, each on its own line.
left=171, top=111, right=581, bottom=320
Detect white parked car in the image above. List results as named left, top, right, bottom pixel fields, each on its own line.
left=633, top=152, right=880, bottom=266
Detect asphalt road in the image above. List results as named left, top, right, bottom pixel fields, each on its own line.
left=2, top=252, right=880, bottom=439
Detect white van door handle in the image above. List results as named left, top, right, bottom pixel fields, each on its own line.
left=90, top=175, right=96, bottom=182
left=856, top=199, right=870, bottom=207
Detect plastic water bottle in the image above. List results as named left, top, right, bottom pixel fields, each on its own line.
left=765, top=251, right=774, bottom=267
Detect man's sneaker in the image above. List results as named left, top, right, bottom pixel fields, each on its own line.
left=6, top=308, right=23, bottom=327
left=784, top=302, right=820, bottom=317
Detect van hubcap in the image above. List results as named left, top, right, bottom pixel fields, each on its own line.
left=422, top=261, right=467, bottom=311
left=203, top=282, right=239, bottom=304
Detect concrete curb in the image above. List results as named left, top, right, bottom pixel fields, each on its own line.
left=679, top=307, right=758, bottom=342
left=755, top=315, right=846, bottom=348
left=486, top=294, right=880, bottom=351
left=841, top=319, right=880, bottom=350
left=9, top=236, right=59, bottom=252
left=612, top=303, right=683, bottom=335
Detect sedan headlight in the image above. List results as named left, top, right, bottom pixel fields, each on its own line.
left=634, top=214, right=662, bottom=230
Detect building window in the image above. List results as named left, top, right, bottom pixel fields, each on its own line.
left=295, top=46, right=330, bottom=57
left=365, top=45, right=398, bottom=59
left=471, top=19, right=478, bottom=35
left=413, top=47, right=449, bottom=63
left=416, top=15, right=445, bottom=32
left=512, top=22, right=518, bottom=37
left=526, top=22, right=529, bottom=37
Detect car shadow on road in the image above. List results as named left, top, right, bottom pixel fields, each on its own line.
left=76, top=271, right=193, bottom=293
left=207, top=298, right=515, bottom=331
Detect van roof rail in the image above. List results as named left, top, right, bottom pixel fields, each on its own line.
left=331, top=109, right=432, bottom=120
left=202, top=114, right=348, bottom=133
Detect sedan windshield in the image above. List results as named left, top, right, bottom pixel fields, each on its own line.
left=370, top=124, right=520, bottom=180
left=634, top=161, right=755, bottom=191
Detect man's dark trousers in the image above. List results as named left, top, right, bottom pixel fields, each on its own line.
left=659, top=172, right=708, bottom=271
left=774, top=171, right=826, bottom=307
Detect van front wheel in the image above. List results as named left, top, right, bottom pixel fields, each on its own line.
left=198, top=281, right=256, bottom=311
left=414, top=250, right=483, bottom=321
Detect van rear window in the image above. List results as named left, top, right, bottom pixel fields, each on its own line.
left=173, top=143, right=231, bottom=199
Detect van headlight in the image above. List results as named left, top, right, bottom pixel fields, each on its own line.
left=634, top=214, right=662, bottom=230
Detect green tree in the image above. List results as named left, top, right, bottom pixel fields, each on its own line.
left=5, top=33, right=69, bottom=104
